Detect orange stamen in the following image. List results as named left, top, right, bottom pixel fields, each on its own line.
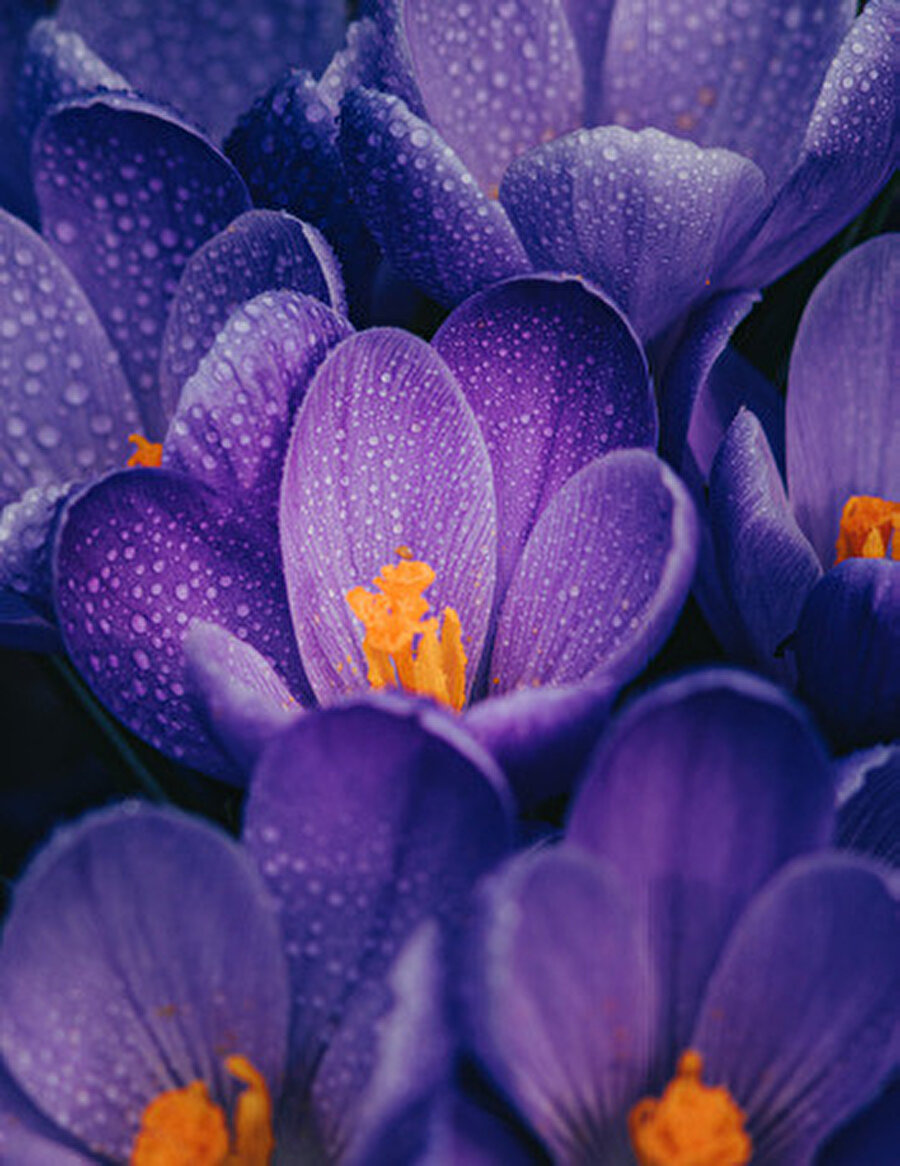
left=628, top=1050, right=752, bottom=1166
left=834, top=495, right=900, bottom=564
left=127, top=433, right=164, bottom=468
left=346, top=553, right=467, bottom=711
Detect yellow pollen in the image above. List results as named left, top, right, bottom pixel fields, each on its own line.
left=127, top=433, right=164, bottom=468
left=346, top=555, right=467, bottom=711
left=834, top=495, right=900, bottom=564
left=131, top=1055, right=274, bottom=1166
left=628, top=1050, right=752, bottom=1166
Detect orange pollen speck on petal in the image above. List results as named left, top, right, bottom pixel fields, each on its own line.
left=130, top=1055, right=274, bottom=1166
left=834, top=495, right=900, bottom=565
left=127, top=433, right=164, bottom=469
left=628, top=1050, right=752, bottom=1166
left=345, top=554, right=467, bottom=712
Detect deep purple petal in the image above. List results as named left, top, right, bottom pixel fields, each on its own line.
left=0, top=207, right=136, bottom=503
left=183, top=620, right=301, bottom=775
left=500, top=126, right=768, bottom=340
left=794, top=559, right=900, bottom=751
left=567, top=669, right=836, bottom=1078
left=56, top=0, right=345, bottom=141
left=464, top=680, right=617, bottom=809
left=693, top=855, right=900, bottom=1165
left=656, top=289, right=759, bottom=471
left=463, top=849, right=651, bottom=1162
left=0, top=803, right=290, bottom=1161
left=158, top=211, right=345, bottom=416
left=0, top=589, right=62, bottom=653
left=402, top=0, right=583, bottom=191
left=817, top=1079, right=900, bottom=1166
left=560, top=0, right=615, bottom=106
left=339, top=87, right=531, bottom=307
left=599, top=0, right=853, bottom=187
left=709, top=409, right=822, bottom=679
left=433, top=274, right=655, bottom=600
left=318, top=17, right=385, bottom=115
left=786, top=235, right=898, bottom=566
left=726, top=0, right=897, bottom=290
left=33, top=93, right=251, bottom=436
left=836, top=744, right=900, bottom=867
left=163, top=288, right=352, bottom=521
left=489, top=449, right=698, bottom=693
left=0, top=1061, right=92, bottom=1165
left=280, top=327, right=497, bottom=706
left=0, top=4, right=41, bottom=220
left=54, top=468, right=305, bottom=779
left=243, top=697, right=512, bottom=1156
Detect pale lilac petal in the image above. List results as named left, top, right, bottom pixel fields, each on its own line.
left=280, top=328, right=497, bottom=706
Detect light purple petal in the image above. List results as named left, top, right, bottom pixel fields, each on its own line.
left=163, top=289, right=352, bottom=521
left=0, top=481, right=77, bottom=619
left=0, top=1062, right=93, bottom=1165
left=318, top=17, right=385, bottom=115
left=54, top=467, right=305, bottom=779
left=339, top=87, right=531, bottom=307
left=0, top=803, right=290, bottom=1161
left=158, top=211, right=346, bottom=416
left=33, top=93, right=251, bottom=436
left=489, top=449, right=698, bottom=693
left=184, top=620, right=301, bottom=775
left=836, top=744, right=900, bottom=867
left=433, top=274, right=655, bottom=600
left=0, top=208, right=135, bottom=504
left=794, top=559, right=900, bottom=751
left=463, top=849, right=651, bottom=1162
left=694, top=855, right=900, bottom=1165
left=567, top=669, right=836, bottom=1078
left=243, top=696, right=512, bottom=1157
left=786, top=235, right=899, bottom=566
left=56, top=0, right=345, bottom=141
left=500, top=126, right=768, bottom=340
left=402, top=0, right=583, bottom=191
left=599, top=0, right=853, bottom=187
left=726, top=0, right=897, bottom=290
left=280, top=328, right=497, bottom=706
left=709, top=409, right=822, bottom=679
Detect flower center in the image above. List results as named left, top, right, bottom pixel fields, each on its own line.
left=127, top=433, right=164, bottom=468
left=835, top=495, right=900, bottom=564
left=628, top=1050, right=752, bottom=1166
left=130, top=1054, right=274, bottom=1166
left=345, top=551, right=467, bottom=711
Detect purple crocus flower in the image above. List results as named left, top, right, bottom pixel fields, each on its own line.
left=0, top=694, right=513, bottom=1162
left=294, top=0, right=898, bottom=350
left=400, top=670, right=898, bottom=1166
left=53, top=274, right=698, bottom=799
left=701, top=234, right=898, bottom=750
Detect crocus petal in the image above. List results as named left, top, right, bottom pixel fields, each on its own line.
left=16, top=19, right=130, bottom=141
left=500, top=126, right=768, bottom=340
left=599, top=0, right=853, bottom=187
left=726, top=0, right=897, bottom=290
left=280, top=328, right=497, bottom=706
left=244, top=697, right=512, bottom=1157
left=402, top=0, right=583, bottom=191
left=433, top=274, right=655, bottom=600
left=54, top=468, right=305, bottom=779
left=463, top=849, right=652, bottom=1163
left=163, top=288, right=352, bottom=520
left=560, top=0, right=615, bottom=104
left=0, top=1062, right=92, bottom=1165
left=709, top=409, right=822, bottom=678
left=786, top=234, right=899, bottom=566
left=0, top=4, right=40, bottom=220
left=158, top=211, right=345, bottom=416
left=56, top=0, right=345, bottom=141
left=318, top=17, right=385, bottom=115
left=794, top=559, right=900, bottom=751
left=0, top=803, right=290, bottom=1162
left=817, top=1079, right=900, bottom=1166
left=0, top=207, right=135, bottom=504
left=33, top=93, right=251, bottom=437
left=0, top=590, right=61, bottom=653
left=0, top=482, right=77, bottom=620
left=183, top=620, right=301, bottom=775
left=693, top=855, right=900, bottom=1165
left=836, top=743, right=900, bottom=867
left=489, top=449, right=698, bottom=693
left=566, top=669, right=835, bottom=1076
left=464, top=679, right=617, bottom=809
left=339, top=87, right=531, bottom=308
